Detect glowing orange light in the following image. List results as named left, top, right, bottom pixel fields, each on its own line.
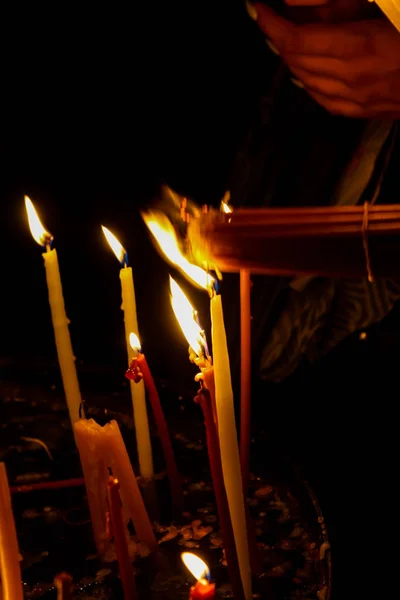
left=25, top=196, right=52, bottom=247
left=101, top=226, right=126, bottom=264
left=142, top=211, right=214, bottom=290
left=181, top=553, right=209, bottom=581
left=221, top=201, right=232, bottom=214
left=170, top=277, right=204, bottom=356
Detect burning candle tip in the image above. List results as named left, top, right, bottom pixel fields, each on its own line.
left=25, top=195, right=53, bottom=249
left=101, top=225, right=127, bottom=266
left=129, top=332, right=141, bottom=353
left=181, top=552, right=210, bottom=581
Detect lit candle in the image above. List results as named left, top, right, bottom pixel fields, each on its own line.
left=25, top=196, right=82, bottom=425
left=210, top=291, right=251, bottom=599
left=102, top=226, right=153, bottom=479
left=0, top=462, right=23, bottom=600
left=126, top=333, right=183, bottom=513
left=107, top=477, right=138, bottom=600
left=170, top=278, right=244, bottom=600
left=144, top=214, right=252, bottom=599
left=181, top=553, right=215, bottom=600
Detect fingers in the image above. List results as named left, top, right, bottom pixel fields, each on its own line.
left=253, top=4, right=367, bottom=57
left=305, top=89, right=366, bottom=117
left=306, top=88, right=400, bottom=118
left=285, top=54, right=379, bottom=85
left=289, top=66, right=353, bottom=99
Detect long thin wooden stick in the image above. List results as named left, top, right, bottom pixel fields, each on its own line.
left=10, top=477, right=85, bottom=494
left=240, top=269, right=252, bottom=496
left=189, top=205, right=400, bottom=278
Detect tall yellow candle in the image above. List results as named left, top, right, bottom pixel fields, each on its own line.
left=102, top=226, right=153, bottom=479
left=0, top=463, right=23, bottom=600
left=210, top=294, right=252, bottom=600
left=25, top=197, right=82, bottom=425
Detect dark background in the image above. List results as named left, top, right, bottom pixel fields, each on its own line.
left=0, top=1, right=262, bottom=380
left=1, top=3, right=400, bottom=597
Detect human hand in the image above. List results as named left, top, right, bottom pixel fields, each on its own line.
left=252, top=3, right=400, bottom=118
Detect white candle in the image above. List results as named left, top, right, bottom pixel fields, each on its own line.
left=210, top=294, right=252, bottom=600
left=25, top=197, right=82, bottom=426
left=102, top=227, right=153, bottom=478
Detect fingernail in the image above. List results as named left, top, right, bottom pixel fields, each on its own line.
left=265, top=38, right=280, bottom=56
left=290, top=77, right=305, bottom=89
left=245, top=1, right=258, bottom=21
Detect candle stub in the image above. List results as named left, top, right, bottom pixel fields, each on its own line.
left=190, top=579, right=216, bottom=599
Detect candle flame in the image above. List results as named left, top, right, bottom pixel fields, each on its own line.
left=170, top=277, right=204, bottom=357
left=142, top=211, right=214, bottom=290
left=221, top=201, right=232, bottom=214
left=181, top=553, right=209, bottom=581
left=129, top=332, right=141, bottom=353
left=25, top=196, right=52, bottom=246
left=220, top=190, right=232, bottom=215
left=102, top=226, right=126, bottom=264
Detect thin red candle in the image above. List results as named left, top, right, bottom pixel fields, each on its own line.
left=194, top=389, right=245, bottom=600
left=107, top=477, right=138, bottom=600
left=11, top=477, right=85, bottom=494
left=240, top=268, right=252, bottom=495
left=126, top=343, right=183, bottom=513
left=201, top=366, right=217, bottom=425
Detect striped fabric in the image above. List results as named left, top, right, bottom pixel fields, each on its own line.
left=260, top=277, right=400, bottom=381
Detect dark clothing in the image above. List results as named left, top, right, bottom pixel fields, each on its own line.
left=224, top=50, right=400, bottom=600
